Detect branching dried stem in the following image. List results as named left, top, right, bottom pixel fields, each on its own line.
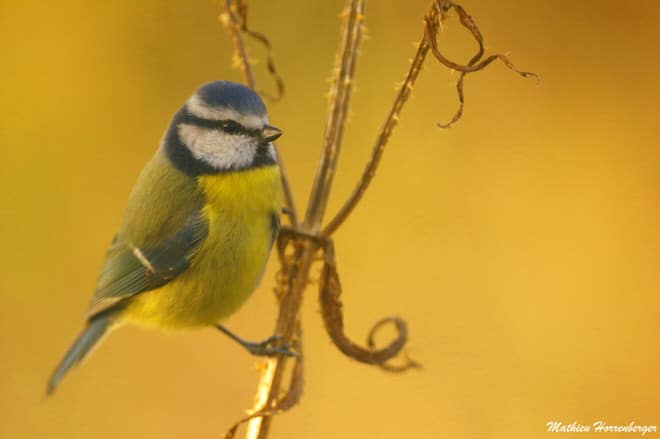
left=324, top=0, right=540, bottom=235
left=323, top=29, right=430, bottom=236
left=303, top=0, right=364, bottom=232
left=218, top=1, right=537, bottom=438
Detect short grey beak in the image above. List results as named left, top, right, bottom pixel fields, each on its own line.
left=261, top=124, right=283, bottom=143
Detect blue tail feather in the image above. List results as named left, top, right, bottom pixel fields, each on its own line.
left=46, top=312, right=113, bottom=396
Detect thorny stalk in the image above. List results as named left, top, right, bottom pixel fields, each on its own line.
left=303, top=0, right=364, bottom=232
left=219, top=1, right=537, bottom=438
left=322, top=31, right=429, bottom=236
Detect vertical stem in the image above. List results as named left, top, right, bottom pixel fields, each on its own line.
left=217, top=1, right=538, bottom=437
left=246, top=243, right=317, bottom=439
left=303, top=0, right=364, bottom=231
left=278, top=158, right=299, bottom=227
left=244, top=1, right=364, bottom=438
left=323, top=39, right=429, bottom=236
left=221, top=0, right=256, bottom=89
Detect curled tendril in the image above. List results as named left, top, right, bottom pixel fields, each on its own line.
left=319, top=240, right=419, bottom=371
left=367, top=317, right=423, bottom=372
left=426, top=0, right=540, bottom=128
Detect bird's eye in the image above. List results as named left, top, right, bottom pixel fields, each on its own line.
left=220, top=120, right=243, bottom=135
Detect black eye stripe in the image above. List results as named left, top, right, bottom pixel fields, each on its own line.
left=180, top=113, right=260, bottom=136
left=166, top=107, right=277, bottom=175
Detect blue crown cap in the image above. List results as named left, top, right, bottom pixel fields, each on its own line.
left=196, top=81, right=267, bottom=117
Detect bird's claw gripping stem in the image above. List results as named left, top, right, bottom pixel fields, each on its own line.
left=215, top=325, right=300, bottom=358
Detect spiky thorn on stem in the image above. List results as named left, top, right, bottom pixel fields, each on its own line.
left=219, top=1, right=538, bottom=438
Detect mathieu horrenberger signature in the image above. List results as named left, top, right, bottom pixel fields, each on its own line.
left=547, top=421, right=657, bottom=435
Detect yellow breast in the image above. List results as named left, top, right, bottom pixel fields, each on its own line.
left=124, top=166, right=282, bottom=329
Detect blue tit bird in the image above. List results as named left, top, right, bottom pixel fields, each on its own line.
left=47, top=80, right=290, bottom=395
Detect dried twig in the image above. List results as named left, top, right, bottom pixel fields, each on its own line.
left=219, top=0, right=255, bottom=89
left=218, top=1, right=537, bottom=438
left=238, top=237, right=312, bottom=439
left=428, top=2, right=541, bottom=128
left=323, top=27, right=429, bottom=236
left=219, top=0, right=285, bottom=100
left=224, top=326, right=304, bottom=439
left=241, top=4, right=368, bottom=437
left=324, top=0, right=540, bottom=235
left=303, top=0, right=364, bottom=231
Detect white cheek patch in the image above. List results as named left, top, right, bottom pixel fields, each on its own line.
left=177, top=123, right=257, bottom=170
left=186, top=94, right=267, bottom=131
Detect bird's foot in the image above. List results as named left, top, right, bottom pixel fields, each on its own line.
left=215, top=325, right=299, bottom=358
left=242, top=335, right=299, bottom=358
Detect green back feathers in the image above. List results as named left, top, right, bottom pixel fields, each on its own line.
left=86, top=151, right=208, bottom=318
left=120, top=151, right=205, bottom=246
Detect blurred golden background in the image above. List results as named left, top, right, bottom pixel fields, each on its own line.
left=1, top=0, right=658, bottom=438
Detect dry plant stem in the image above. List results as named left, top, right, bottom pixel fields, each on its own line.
left=244, top=2, right=365, bottom=437
left=239, top=1, right=413, bottom=432
left=217, top=0, right=539, bottom=437
left=303, top=0, right=364, bottom=232
left=241, top=241, right=316, bottom=439
left=220, top=0, right=256, bottom=88
left=323, top=38, right=429, bottom=236
left=273, top=225, right=416, bottom=371
left=324, top=0, right=539, bottom=234
left=227, top=0, right=286, bottom=101
left=220, top=0, right=299, bottom=225
left=427, top=1, right=540, bottom=128
left=276, top=151, right=299, bottom=226
left=221, top=238, right=314, bottom=439
left=224, top=293, right=306, bottom=439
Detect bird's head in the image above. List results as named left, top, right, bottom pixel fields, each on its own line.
left=164, top=81, right=282, bottom=175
